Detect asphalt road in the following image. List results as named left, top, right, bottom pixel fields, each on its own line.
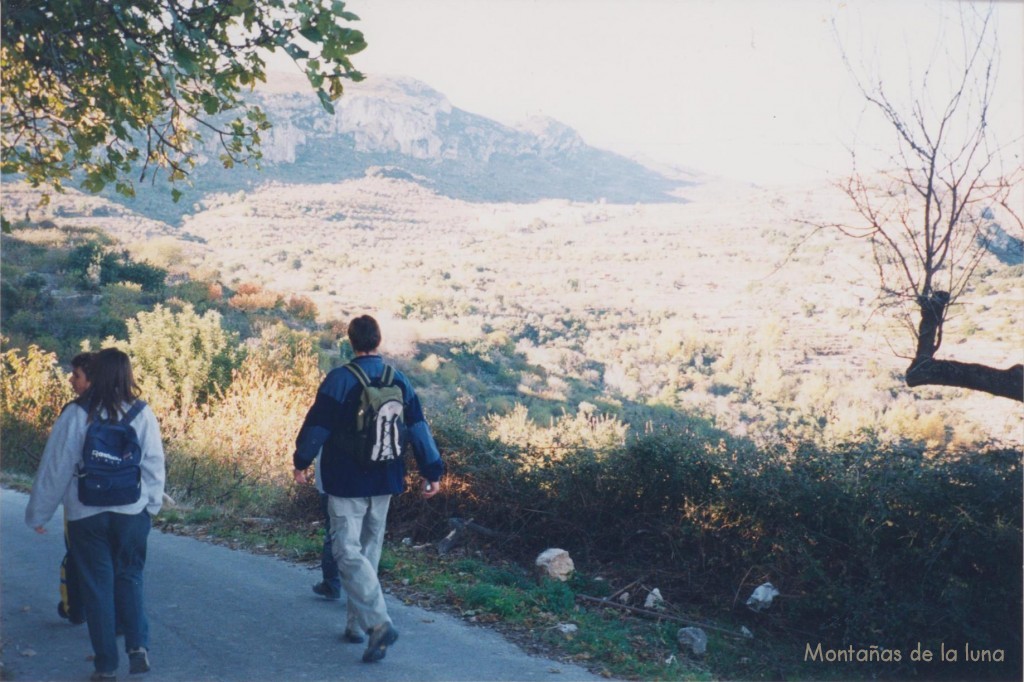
left=2, top=488, right=601, bottom=681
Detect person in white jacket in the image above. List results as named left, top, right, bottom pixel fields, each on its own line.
left=26, top=348, right=165, bottom=681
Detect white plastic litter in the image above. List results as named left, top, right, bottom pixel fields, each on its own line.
left=745, top=582, right=780, bottom=612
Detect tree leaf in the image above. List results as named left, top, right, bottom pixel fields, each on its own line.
left=299, top=26, right=322, bottom=43
left=2, top=0, right=364, bottom=196
left=316, top=89, right=336, bottom=115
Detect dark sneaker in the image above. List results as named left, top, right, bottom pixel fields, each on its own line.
left=342, top=628, right=365, bottom=644
left=90, top=672, right=116, bottom=681
left=362, top=623, right=398, bottom=663
left=312, top=581, right=341, bottom=601
left=128, top=648, right=150, bottom=674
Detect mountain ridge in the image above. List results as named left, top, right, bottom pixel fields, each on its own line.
left=108, top=75, right=695, bottom=225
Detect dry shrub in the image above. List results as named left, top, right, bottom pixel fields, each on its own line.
left=0, top=340, right=73, bottom=471
left=229, top=282, right=282, bottom=312
left=176, top=364, right=307, bottom=485
left=166, top=326, right=323, bottom=511
left=229, top=290, right=282, bottom=312
left=244, top=324, right=323, bottom=390
left=484, top=403, right=627, bottom=473
left=880, top=397, right=951, bottom=449
left=129, top=236, right=187, bottom=270
left=285, top=294, right=318, bottom=322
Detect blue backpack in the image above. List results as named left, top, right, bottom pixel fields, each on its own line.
left=77, top=400, right=147, bottom=507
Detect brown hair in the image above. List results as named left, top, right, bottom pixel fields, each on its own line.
left=84, top=348, right=140, bottom=421
left=347, top=315, right=382, bottom=353
left=70, top=351, right=94, bottom=379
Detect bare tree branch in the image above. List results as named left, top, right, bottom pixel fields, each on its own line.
left=832, top=3, right=1022, bottom=402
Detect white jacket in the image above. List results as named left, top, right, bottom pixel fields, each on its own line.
left=25, top=401, right=166, bottom=528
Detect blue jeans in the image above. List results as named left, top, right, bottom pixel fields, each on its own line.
left=68, top=511, right=151, bottom=674
left=320, top=493, right=341, bottom=593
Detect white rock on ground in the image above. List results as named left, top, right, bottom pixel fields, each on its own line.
left=535, top=548, right=575, bottom=581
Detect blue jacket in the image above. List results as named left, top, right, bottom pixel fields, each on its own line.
left=293, top=355, right=444, bottom=497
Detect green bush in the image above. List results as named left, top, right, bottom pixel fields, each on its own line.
left=102, top=303, right=244, bottom=427
left=394, top=414, right=1021, bottom=680
left=113, top=258, right=167, bottom=292
left=722, top=443, right=1021, bottom=671
left=66, top=241, right=167, bottom=292
left=168, top=280, right=221, bottom=312
left=98, top=283, right=150, bottom=339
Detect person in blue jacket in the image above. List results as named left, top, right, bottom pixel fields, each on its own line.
left=293, top=315, right=444, bottom=663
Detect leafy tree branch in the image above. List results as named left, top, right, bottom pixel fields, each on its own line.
left=1, top=0, right=366, bottom=200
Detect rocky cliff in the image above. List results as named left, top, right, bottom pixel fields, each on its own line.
left=112, top=76, right=692, bottom=224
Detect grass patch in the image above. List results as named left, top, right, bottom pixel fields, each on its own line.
left=374, top=545, right=719, bottom=679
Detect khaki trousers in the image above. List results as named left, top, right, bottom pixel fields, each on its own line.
left=327, top=495, right=392, bottom=632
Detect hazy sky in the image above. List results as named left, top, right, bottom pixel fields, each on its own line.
left=343, top=0, right=1023, bottom=185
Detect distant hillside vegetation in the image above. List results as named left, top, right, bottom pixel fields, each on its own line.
left=4, top=174, right=1020, bottom=448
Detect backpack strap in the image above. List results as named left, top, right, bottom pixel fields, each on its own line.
left=344, top=362, right=372, bottom=387
left=344, top=362, right=397, bottom=387
left=120, top=400, right=146, bottom=425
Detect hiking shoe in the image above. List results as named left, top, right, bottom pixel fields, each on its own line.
left=128, top=648, right=150, bottom=674
left=342, top=628, right=365, bottom=644
left=312, top=581, right=341, bottom=601
left=90, top=672, right=116, bottom=681
left=362, top=623, right=398, bottom=663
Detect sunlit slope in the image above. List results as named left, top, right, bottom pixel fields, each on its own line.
left=179, top=175, right=1020, bottom=442
left=4, top=174, right=1019, bottom=443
